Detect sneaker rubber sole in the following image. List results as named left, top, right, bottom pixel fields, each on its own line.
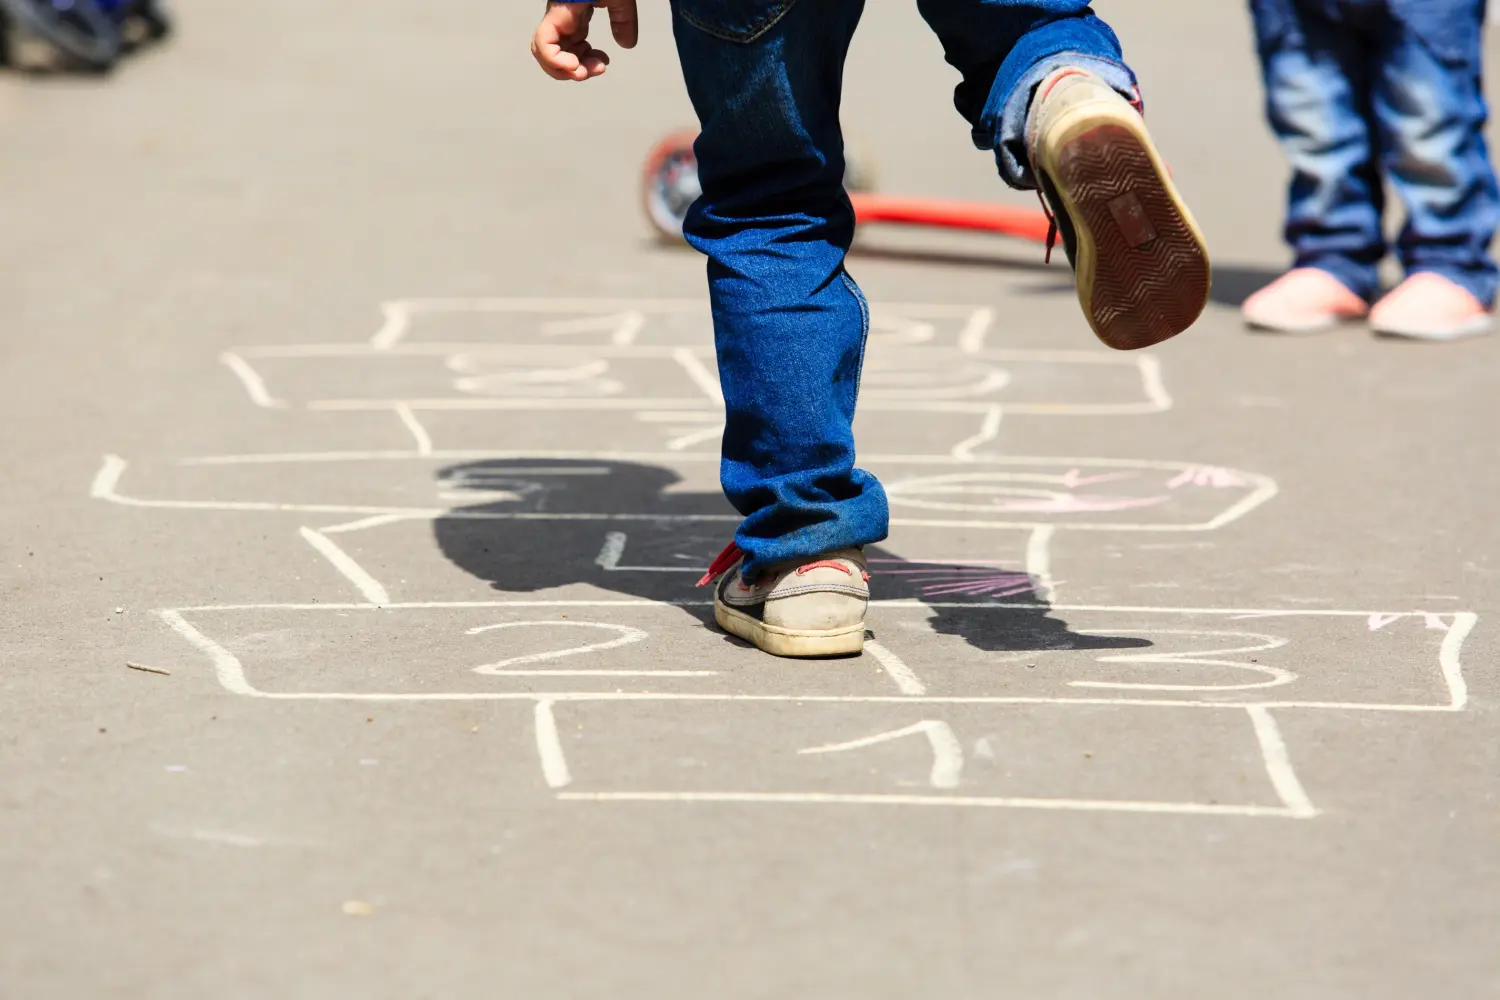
left=1037, top=107, right=1211, bottom=351
left=714, top=602, right=866, bottom=658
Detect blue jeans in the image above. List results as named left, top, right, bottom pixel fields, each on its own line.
left=1250, top=0, right=1500, bottom=305
left=670, top=0, right=1136, bottom=578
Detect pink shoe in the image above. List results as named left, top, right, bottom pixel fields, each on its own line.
left=1369, top=272, right=1493, bottom=341
left=1241, top=268, right=1369, bottom=333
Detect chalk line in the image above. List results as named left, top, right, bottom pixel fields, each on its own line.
left=393, top=403, right=432, bottom=455
left=319, top=513, right=416, bottom=535
left=1073, top=630, right=1296, bottom=692
left=370, top=301, right=409, bottom=349
left=671, top=348, right=724, bottom=406
left=865, top=641, right=926, bottom=696
left=541, top=310, right=645, bottom=346
left=298, top=527, right=389, bottom=605
left=1441, top=613, right=1477, bottom=709
left=158, top=609, right=258, bottom=697
left=666, top=424, right=724, bottom=452
left=1026, top=525, right=1056, bottom=603
left=467, top=621, right=650, bottom=674
left=1245, top=706, right=1318, bottom=818
left=957, top=308, right=995, bottom=354
left=219, top=352, right=286, bottom=409
left=595, top=531, right=626, bottom=570
left=1136, top=355, right=1172, bottom=412
left=534, top=699, right=572, bottom=789
left=951, top=406, right=1003, bottom=462
left=800, top=720, right=963, bottom=789
left=554, top=791, right=1309, bottom=818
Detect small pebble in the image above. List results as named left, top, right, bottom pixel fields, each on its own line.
left=114, top=607, right=124, bottom=614
left=342, top=900, right=377, bottom=916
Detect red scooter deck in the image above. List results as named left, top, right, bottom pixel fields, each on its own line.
left=642, top=130, right=1051, bottom=245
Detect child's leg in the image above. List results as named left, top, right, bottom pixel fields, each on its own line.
left=1250, top=0, right=1386, bottom=300
left=668, top=0, right=885, bottom=581
left=917, top=0, right=1210, bottom=349
left=1371, top=0, right=1500, bottom=308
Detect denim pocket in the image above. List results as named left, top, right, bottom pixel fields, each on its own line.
left=676, top=0, right=800, bottom=43
left=1392, top=0, right=1485, bottom=67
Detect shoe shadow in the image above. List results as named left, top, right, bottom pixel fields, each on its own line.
left=432, top=458, right=1151, bottom=656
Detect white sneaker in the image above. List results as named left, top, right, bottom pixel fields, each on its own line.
left=699, top=544, right=869, bottom=658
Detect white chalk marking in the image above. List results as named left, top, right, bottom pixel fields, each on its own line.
left=593, top=532, right=712, bottom=573
left=1026, top=525, right=1056, bottom=603
left=300, top=397, right=1170, bottom=417
left=157, top=609, right=258, bottom=697
left=635, top=411, right=720, bottom=422
left=865, top=641, right=926, bottom=696
left=370, top=301, right=409, bottom=349
left=555, top=791, right=1310, bottom=817
left=298, top=527, right=390, bottom=605
left=319, top=513, right=416, bottom=535
left=799, top=720, right=964, bottom=789
left=1424, top=613, right=1450, bottom=631
left=151, top=826, right=269, bottom=848
left=1245, top=706, right=1317, bottom=818
left=957, top=308, right=994, bottom=354
left=533, top=699, right=572, bottom=789
left=950, top=406, right=1003, bottom=461
left=1441, top=613, right=1476, bottom=709
left=467, top=621, right=649, bottom=674
left=1136, top=355, right=1172, bottom=411
left=595, top=531, right=627, bottom=570
left=98, top=453, right=1277, bottom=534
left=159, top=602, right=1477, bottom=714
left=218, top=352, right=286, bottom=409
left=672, top=348, right=724, bottom=405
left=1074, top=630, right=1296, bottom=692
left=666, top=424, right=724, bottom=451
left=1368, top=613, right=1402, bottom=630
left=541, top=310, right=646, bottom=346
left=393, top=403, right=432, bottom=455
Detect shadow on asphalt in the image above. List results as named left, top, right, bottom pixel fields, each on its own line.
left=433, top=458, right=1152, bottom=656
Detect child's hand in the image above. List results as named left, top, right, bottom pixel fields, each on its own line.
left=531, top=0, right=639, bottom=82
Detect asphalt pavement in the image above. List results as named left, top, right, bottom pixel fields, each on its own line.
left=2, top=3, right=1498, bottom=997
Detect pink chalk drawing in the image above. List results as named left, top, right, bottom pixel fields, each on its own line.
left=1166, top=466, right=1248, bottom=489
left=885, top=472, right=1177, bottom=515
left=990, top=494, right=1172, bottom=514
left=1057, top=469, right=1139, bottom=489
left=1367, top=613, right=1452, bottom=631
left=871, top=564, right=1044, bottom=599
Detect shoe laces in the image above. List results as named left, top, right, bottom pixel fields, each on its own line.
left=696, top=541, right=745, bottom=588
left=1037, top=190, right=1059, bottom=265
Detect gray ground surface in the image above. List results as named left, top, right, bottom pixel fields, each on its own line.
left=2, top=3, right=1498, bottom=997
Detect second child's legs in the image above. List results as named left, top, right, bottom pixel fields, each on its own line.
left=1243, top=0, right=1386, bottom=332
left=1367, top=0, right=1499, bottom=338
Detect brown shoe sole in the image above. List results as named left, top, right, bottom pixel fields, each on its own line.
left=1050, top=122, right=1212, bottom=351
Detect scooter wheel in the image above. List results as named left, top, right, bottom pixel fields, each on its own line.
left=641, top=130, right=879, bottom=242
left=640, top=130, right=701, bottom=243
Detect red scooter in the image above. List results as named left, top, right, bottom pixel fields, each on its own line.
left=641, top=129, right=1052, bottom=245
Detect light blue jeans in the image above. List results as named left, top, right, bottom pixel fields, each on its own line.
left=1250, top=0, right=1500, bottom=305
left=670, top=0, right=1137, bottom=578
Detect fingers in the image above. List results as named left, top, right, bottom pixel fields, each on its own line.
left=602, top=0, right=639, bottom=49
left=531, top=2, right=609, bottom=81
